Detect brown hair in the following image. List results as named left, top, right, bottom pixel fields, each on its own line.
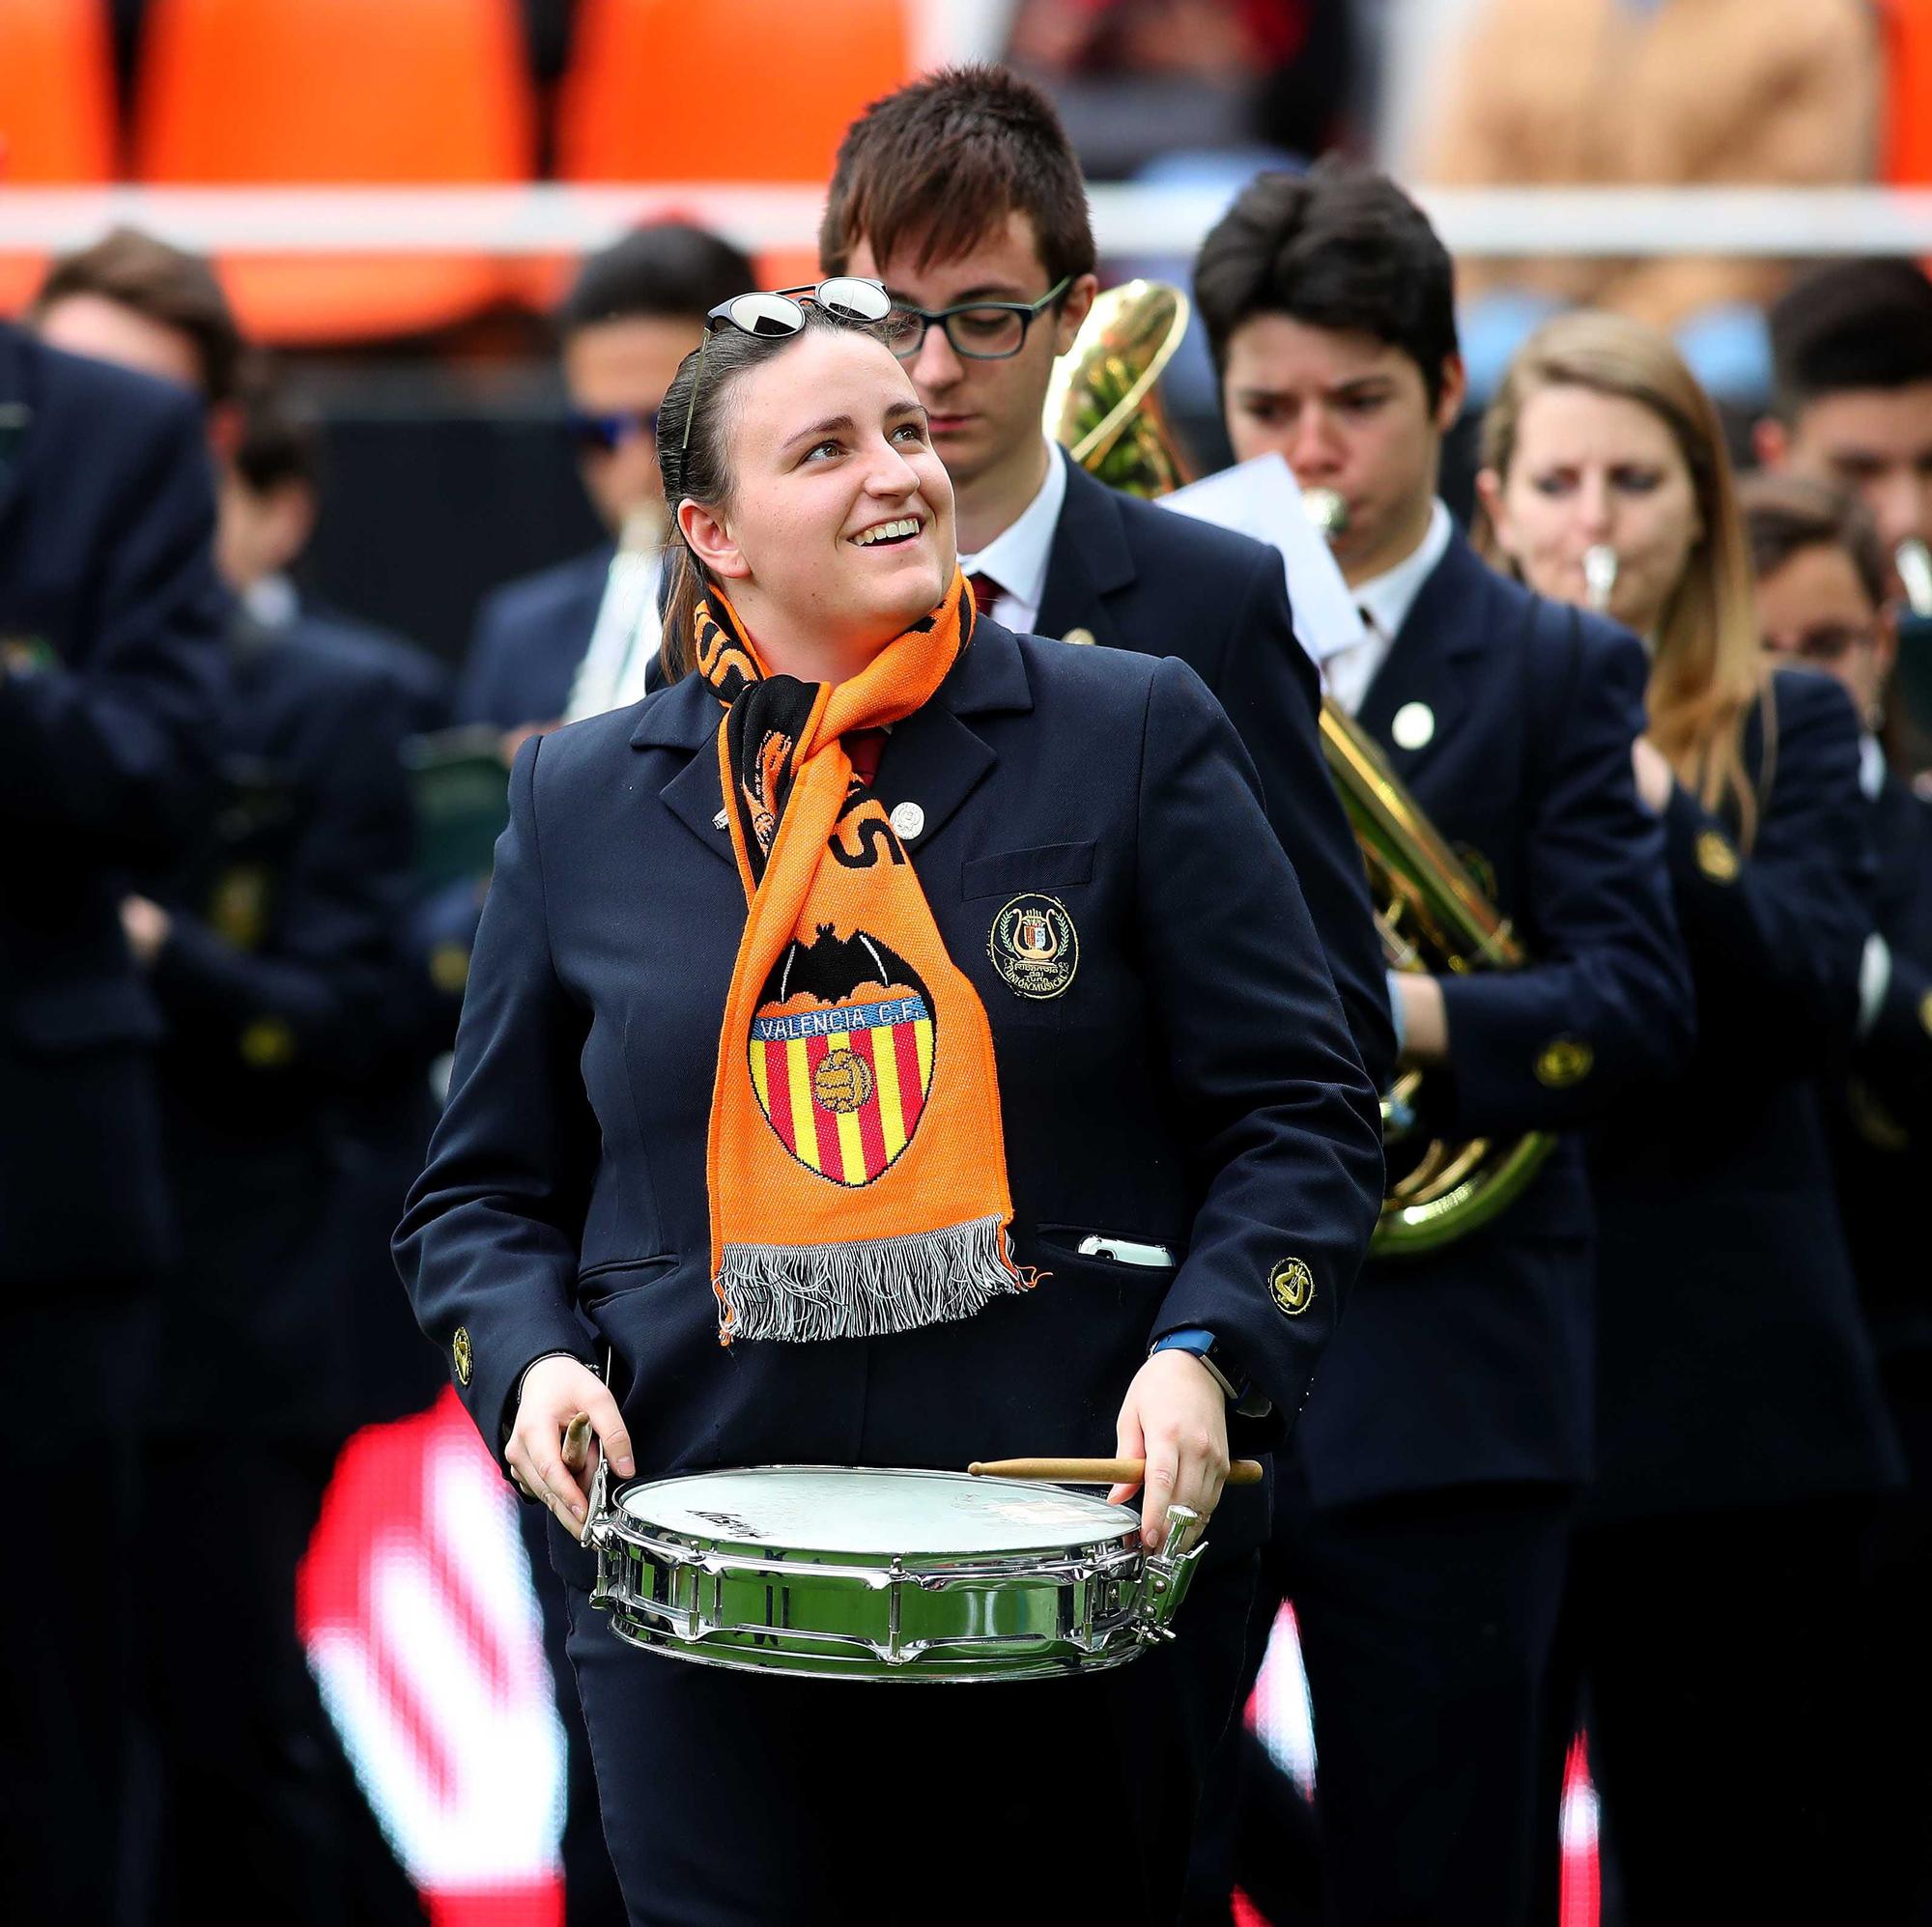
left=819, top=65, right=1095, bottom=290
left=33, top=225, right=243, bottom=405
left=655, top=305, right=899, bottom=680
left=1739, top=472, right=1890, bottom=611
left=1476, top=310, right=1766, bottom=844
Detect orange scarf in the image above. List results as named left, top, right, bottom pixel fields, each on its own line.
left=697, top=570, right=1029, bottom=1345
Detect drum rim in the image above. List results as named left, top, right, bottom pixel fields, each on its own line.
left=609, top=1462, right=1141, bottom=1567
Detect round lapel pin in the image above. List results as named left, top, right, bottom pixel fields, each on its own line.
left=889, top=801, right=924, bottom=840
left=1391, top=701, right=1435, bottom=751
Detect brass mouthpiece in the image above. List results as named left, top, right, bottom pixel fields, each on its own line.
left=1897, top=539, right=1932, bottom=619
left=1583, top=545, right=1619, bottom=613
left=1302, top=487, right=1350, bottom=540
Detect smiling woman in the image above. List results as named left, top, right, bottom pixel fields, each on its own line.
left=395, top=279, right=1384, bottom=1925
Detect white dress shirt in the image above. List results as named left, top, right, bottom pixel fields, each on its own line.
left=957, top=441, right=1068, bottom=638
left=1324, top=499, right=1454, bottom=719
left=565, top=545, right=664, bottom=723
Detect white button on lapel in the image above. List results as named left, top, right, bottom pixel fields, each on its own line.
left=1391, top=701, right=1435, bottom=751
left=889, top=801, right=925, bottom=840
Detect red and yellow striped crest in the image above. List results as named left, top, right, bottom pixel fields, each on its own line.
left=748, top=990, right=935, bottom=1188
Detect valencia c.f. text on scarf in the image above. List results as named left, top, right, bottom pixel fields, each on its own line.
left=696, top=570, right=1030, bottom=1345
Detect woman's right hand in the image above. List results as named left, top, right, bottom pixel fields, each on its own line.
left=508, top=1356, right=637, bottom=1533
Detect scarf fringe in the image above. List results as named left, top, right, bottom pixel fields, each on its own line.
left=715, top=1214, right=1030, bottom=1346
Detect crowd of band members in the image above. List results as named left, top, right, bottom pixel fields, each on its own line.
left=4, top=61, right=1930, bottom=1927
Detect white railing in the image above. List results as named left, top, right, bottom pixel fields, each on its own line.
left=2, top=185, right=1930, bottom=259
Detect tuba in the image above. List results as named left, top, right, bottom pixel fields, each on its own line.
left=1047, top=282, right=1552, bottom=1254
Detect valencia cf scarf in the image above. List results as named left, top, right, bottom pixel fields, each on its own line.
left=696, top=570, right=1030, bottom=1346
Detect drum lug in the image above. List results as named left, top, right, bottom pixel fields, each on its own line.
left=1130, top=1504, right=1208, bottom=1644
left=583, top=1450, right=620, bottom=1607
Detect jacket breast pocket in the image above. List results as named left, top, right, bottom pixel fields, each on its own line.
left=959, top=840, right=1095, bottom=902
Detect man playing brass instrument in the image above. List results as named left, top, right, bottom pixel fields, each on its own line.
left=1186, top=168, right=1693, bottom=1927
left=1758, top=260, right=1932, bottom=629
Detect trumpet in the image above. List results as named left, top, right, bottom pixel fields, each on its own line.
left=1583, top=545, right=1619, bottom=614
left=1895, top=538, right=1932, bottom=619
left=1046, top=283, right=1551, bottom=1254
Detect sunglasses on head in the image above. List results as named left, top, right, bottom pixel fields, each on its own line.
left=676, top=278, right=910, bottom=478
left=566, top=406, right=662, bottom=454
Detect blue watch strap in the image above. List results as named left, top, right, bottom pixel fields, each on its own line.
left=1151, top=1327, right=1216, bottom=1357
left=1151, top=1327, right=1248, bottom=1403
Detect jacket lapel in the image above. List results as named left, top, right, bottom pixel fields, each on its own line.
left=870, top=617, right=1033, bottom=852
left=1355, top=532, right=1488, bottom=785
left=636, top=618, right=1035, bottom=865
left=1035, top=462, right=1135, bottom=649
left=633, top=673, right=733, bottom=865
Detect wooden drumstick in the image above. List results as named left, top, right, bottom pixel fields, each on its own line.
left=561, top=1412, right=594, bottom=1474
left=968, top=1457, right=1264, bottom=1488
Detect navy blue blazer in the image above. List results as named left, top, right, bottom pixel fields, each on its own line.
left=146, top=617, right=416, bottom=1434
left=1038, top=460, right=1396, bottom=1093
left=454, top=545, right=611, bottom=730
left=0, top=325, right=227, bottom=1292
left=398, top=619, right=1384, bottom=1542
left=301, top=600, right=454, bottom=737
left=1590, top=668, right=1902, bottom=1516
left=1827, top=770, right=1932, bottom=1357
left=1292, top=531, right=1695, bottom=1509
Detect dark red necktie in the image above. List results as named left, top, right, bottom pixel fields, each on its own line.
left=843, top=726, right=888, bottom=789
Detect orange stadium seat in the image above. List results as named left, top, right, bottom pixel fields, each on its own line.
left=132, top=0, right=536, bottom=344
left=0, top=0, right=117, bottom=316
left=1880, top=0, right=1932, bottom=184
left=552, top=0, right=915, bottom=295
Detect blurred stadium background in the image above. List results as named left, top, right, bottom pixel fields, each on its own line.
left=5, top=2, right=1918, bottom=1920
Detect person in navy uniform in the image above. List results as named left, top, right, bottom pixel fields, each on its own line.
left=35, top=233, right=426, bottom=1924
left=817, top=65, right=1395, bottom=1092
left=1477, top=311, right=1902, bottom=1924
left=397, top=285, right=1384, bottom=1927
left=217, top=370, right=452, bottom=1439
left=219, top=367, right=452, bottom=737
left=456, top=221, right=755, bottom=742
left=1183, top=171, right=1693, bottom=1927
left=1741, top=472, right=1932, bottom=1922
left=1756, top=261, right=1932, bottom=620
left=0, top=321, right=225, bottom=1919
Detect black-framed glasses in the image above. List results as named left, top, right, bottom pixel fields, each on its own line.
left=885, top=274, right=1073, bottom=362
left=676, top=277, right=906, bottom=479
left=1761, top=621, right=1882, bottom=666
left=566, top=406, right=662, bottom=454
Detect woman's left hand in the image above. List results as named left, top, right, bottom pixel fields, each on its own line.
left=1109, top=1349, right=1231, bottom=1551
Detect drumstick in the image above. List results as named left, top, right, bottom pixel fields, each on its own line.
left=968, top=1457, right=1264, bottom=1488
left=561, top=1412, right=594, bottom=1474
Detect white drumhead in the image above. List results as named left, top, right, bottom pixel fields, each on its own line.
left=617, top=1466, right=1130, bottom=1555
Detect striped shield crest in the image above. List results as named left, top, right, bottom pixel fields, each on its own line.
left=747, top=928, right=937, bottom=1187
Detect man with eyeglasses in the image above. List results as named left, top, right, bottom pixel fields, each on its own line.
left=455, top=221, right=754, bottom=748
left=819, top=64, right=1394, bottom=1107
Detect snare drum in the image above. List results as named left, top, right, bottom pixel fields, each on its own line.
left=584, top=1464, right=1208, bottom=1682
